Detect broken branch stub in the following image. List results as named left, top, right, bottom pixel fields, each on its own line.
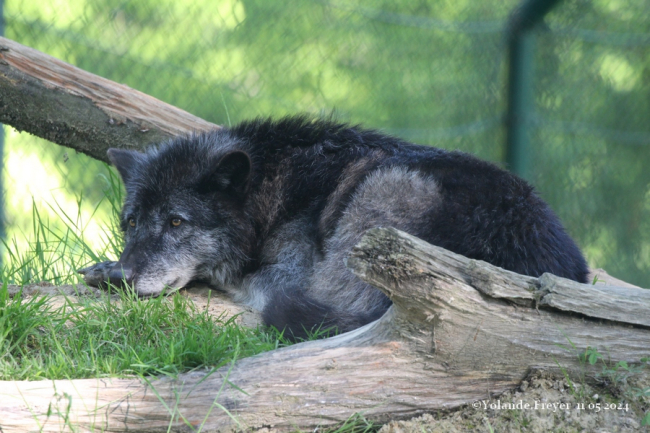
left=1, top=227, right=648, bottom=432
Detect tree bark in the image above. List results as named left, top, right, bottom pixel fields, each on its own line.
left=1, top=227, right=648, bottom=432
left=0, top=37, right=218, bottom=162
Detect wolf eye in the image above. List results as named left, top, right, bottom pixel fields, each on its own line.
left=171, top=218, right=182, bottom=227
left=128, top=218, right=136, bottom=227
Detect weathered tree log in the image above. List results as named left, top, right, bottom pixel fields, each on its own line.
left=1, top=227, right=648, bottom=432
left=0, top=37, right=218, bottom=162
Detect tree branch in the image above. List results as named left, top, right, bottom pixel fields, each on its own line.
left=0, top=37, right=218, bottom=162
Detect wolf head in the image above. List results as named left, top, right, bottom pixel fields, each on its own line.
left=106, top=131, right=254, bottom=296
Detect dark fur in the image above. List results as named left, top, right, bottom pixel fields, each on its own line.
left=106, top=116, right=589, bottom=339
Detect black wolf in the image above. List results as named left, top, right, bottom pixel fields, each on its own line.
left=93, top=116, right=588, bottom=339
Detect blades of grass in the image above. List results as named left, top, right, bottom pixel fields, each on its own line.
left=0, top=282, right=55, bottom=357
left=192, top=346, right=244, bottom=433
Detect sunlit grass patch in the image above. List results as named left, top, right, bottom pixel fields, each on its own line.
left=0, top=284, right=289, bottom=381
left=1, top=166, right=124, bottom=287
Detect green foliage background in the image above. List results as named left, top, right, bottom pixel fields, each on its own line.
left=3, top=0, right=650, bottom=287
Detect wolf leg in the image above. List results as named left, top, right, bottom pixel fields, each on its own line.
left=235, top=217, right=334, bottom=339
left=309, top=167, right=443, bottom=332
left=77, top=261, right=117, bottom=288
left=260, top=285, right=340, bottom=340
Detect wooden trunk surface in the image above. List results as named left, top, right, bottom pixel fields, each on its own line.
left=1, top=228, right=648, bottom=432
left=0, top=37, right=217, bottom=162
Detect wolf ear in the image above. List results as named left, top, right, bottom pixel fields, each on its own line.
left=202, top=151, right=251, bottom=196
left=107, top=148, right=144, bottom=185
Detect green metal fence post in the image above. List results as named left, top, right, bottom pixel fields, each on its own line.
left=505, top=0, right=562, bottom=180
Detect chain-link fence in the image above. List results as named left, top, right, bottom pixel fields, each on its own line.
left=2, top=0, right=649, bottom=287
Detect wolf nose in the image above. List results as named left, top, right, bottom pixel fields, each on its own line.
left=108, top=264, right=135, bottom=287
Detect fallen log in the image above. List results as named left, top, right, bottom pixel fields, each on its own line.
left=0, top=37, right=217, bottom=162
left=1, top=227, right=648, bottom=432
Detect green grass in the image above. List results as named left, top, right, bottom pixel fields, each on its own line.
left=0, top=283, right=291, bottom=381
left=0, top=169, right=124, bottom=286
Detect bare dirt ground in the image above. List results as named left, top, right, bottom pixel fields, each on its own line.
left=9, top=273, right=649, bottom=432
left=379, top=370, right=649, bottom=433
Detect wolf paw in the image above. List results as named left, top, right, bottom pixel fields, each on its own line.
left=77, top=261, right=117, bottom=288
